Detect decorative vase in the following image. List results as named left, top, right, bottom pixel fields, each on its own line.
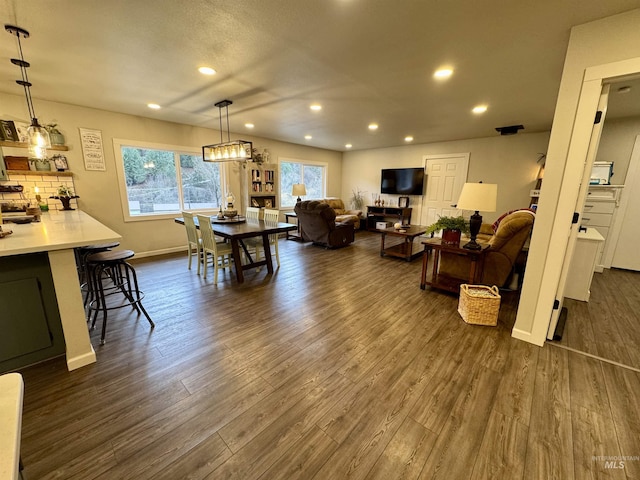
left=441, top=228, right=461, bottom=246
left=31, top=159, right=51, bottom=171
left=49, top=132, right=65, bottom=146
left=60, top=196, right=73, bottom=210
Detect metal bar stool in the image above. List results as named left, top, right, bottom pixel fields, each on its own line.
left=76, top=242, right=120, bottom=306
left=86, top=249, right=154, bottom=345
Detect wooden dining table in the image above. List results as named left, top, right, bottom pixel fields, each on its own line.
left=174, top=216, right=297, bottom=283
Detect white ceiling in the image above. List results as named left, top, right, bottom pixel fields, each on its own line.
left=0, top=0, right=638, bottom=152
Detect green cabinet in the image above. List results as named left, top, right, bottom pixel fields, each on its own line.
left=0, top=253, right=66, bottom=373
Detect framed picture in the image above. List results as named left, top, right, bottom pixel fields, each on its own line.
left=52, top=154, right=69, bottom=171
left=0, top=120, right=19, bottom=143
left=398, top=196, right=409, bottom=208
left=265, top=199, right=273, bottom=208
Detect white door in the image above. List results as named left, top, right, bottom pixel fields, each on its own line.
left=611, top=135, right=640, bottom=270
left=421, top=153, right=469, bottom=229
left=547, top=86, right=609, bottom=340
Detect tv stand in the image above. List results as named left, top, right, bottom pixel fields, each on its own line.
left=367, top=206, right=412, bottom=230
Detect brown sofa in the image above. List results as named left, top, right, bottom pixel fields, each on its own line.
left=439, top=210, right=535, bottom=287
left=321, top=198, right=363, bottom=229
left=294, top=200, right=355, bottom=248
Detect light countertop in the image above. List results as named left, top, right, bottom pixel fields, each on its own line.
left=0, top=210, right=121, bottom=257
left=0, top=373, right=24, bottom=480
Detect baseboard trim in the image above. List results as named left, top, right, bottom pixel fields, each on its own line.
left=133, top=246, right=186, bottom=259
left=511, top=327, right=545, bottom=347
left=67, top=349, right=97, bottom=371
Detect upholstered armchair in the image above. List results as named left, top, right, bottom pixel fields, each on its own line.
left=322, top=198, right=363, bottom=229
left=438, top=210, right=535, bottom=287
left=294, top=200, right=355, bottom=248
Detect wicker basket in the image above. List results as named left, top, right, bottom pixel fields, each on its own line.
left=458, top=284, right=501, bottom=326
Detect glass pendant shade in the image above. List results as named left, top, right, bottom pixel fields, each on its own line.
left=27, top=120, right=51, bottom=159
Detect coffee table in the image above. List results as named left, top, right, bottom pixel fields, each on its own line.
left=420, top=237, right=490, bottom=292
left=379, top=225, right=428, bottom=261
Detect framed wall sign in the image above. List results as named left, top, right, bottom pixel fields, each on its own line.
left=398, top=196, right=409, bottom=208
left=52, top=154, right=69, bottom=171
left=79, top=127, right=106, bottom=171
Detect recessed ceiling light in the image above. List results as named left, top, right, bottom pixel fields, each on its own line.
left=305, top=135, right=312, bottom=140
left=345, top=144, right=352, bottom=149
left=147, top=103, right=161, bottom=110
left=434, top=68, right=453, bottom=79
left=245, top=123, right=254, bottom=129
left=198, top=66, right=216, bottom=75
left=404, top=136, right=414, bottom=142
left=310, top=104, right=322, bottom=111
left=368, top=123, right=378, bottom=131
left=472, top=105, right=488, bottom=114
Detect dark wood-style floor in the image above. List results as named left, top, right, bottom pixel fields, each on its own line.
left=561, top=268, right=640, bottom=371
left=17, top=232, right=640, bottom=479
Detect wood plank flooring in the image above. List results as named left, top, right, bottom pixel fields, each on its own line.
left=561, top=267, right=640, bottom=371
left=16, top=232, right=640, bottom=479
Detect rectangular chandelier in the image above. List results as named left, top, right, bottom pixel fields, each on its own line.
left=202, top=99, right=252, bottom=163
left=202, top=140, right=252, bottom=162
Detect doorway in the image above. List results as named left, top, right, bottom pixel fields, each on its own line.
left=551, top=75, right=640, bottom=371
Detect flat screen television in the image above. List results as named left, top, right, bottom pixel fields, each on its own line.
left=380, top=167, right=425, bottom=195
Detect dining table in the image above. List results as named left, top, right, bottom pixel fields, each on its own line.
left=174, top=215, right=297, bottom=283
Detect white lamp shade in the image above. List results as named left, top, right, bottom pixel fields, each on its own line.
left=456, top=183, right=497, bottom=212
left=292, top=184, right=306, bottom=196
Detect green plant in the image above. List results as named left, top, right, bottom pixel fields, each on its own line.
left=425, top=215, right=470, bottom=235
left=58, top=184, right=74, bottom=197
left=45, top=123, right=61, bottom=134
left=350, top=187, right=366, bottom=210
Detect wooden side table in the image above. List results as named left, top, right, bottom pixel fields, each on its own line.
left=420, top=238, right=490, bottom=293
left=284, top=212, right=303, bottom=241
left=379, top=225, right=427, bottom=261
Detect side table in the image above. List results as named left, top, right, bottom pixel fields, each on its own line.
left=284, top=212, right=303, bottom=241
left=379, top=225, right=427, bottom=261
left=420, top=238, right=490, bottom=293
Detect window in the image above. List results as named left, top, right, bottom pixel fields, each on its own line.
left=280, top=159, right=326, bottom=207
left=114, top=140, right=224, bottom=220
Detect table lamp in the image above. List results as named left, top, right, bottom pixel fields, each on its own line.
left=292, top=184, right=306, bottom=203
left=456, top=182, right=498, bottom=250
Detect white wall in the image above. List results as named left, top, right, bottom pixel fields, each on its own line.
left=597, top=116, right=640, bottom=183
left=0, top=92, right=342, bottom=255
left=514, top=8, right=640, bottom=344
left=342, top=132, right=550, bottom=221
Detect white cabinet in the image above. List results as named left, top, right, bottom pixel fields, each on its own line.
left=580, top=185, right=623, bottom=271
left=565, top=228, right=605, bottom=302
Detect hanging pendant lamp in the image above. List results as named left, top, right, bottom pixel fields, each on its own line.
left=202, top=100, right=252, bottom=163
left=5, top=24, right=50, bottom=159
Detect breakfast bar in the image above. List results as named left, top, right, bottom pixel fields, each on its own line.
left=0, top=210, right=121, bottom=373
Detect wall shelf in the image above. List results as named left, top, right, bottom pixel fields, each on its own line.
left=7, top=170, right=73, bottom=177
left=0, top=140, right=68, bottom=151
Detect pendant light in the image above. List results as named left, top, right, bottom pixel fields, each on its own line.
left=202, top=99, right=252, bottom=163
left=5, top=24, right=50, bottom=159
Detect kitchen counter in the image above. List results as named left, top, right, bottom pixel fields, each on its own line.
left=0, top=210, right=120, bottom=257
left=0, top=210, right=121, bottom=372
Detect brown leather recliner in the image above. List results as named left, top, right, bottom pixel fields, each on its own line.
left=294, top=200, right=354, bottom=248
left=439, top=210, right=534, bottom=287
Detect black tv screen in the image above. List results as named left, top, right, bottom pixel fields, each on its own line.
left=380, top=168, right=425, bottom=195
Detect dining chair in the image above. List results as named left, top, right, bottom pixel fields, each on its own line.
left=196, top=214, right=234, bottom=283
left=263, top=208, right=281, bottom=267
left=182, top=211, right=202, bottom=274
left=244, top=207, right=263, bottom=266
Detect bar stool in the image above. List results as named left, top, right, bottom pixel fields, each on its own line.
left=86, top=249, right=154, bottom=345
left=76, top=242, right=120, bottom=305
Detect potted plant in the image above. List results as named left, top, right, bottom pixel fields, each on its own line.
left=53, top=185, right=79, bottom=210
left=45, top=123, right=65, bottom=145
left=425, top=215, right=470, bottom=246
